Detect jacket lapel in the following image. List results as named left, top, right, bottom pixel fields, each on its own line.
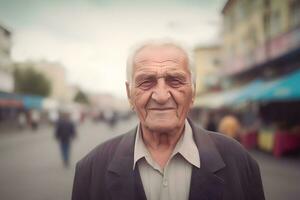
left=106, top=128, right=147, bottom=200
left=188, top=120, right=226, bottom=200
left=189, top=166, right=225, bottom=200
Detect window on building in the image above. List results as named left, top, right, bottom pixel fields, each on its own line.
left=270, top=10, right=281, bottom=37
left=263, top=12, right=271, bottom=40
left=290, top=0, right=300, bottom=28
left=236, top=1, right=245, bottom=22
left=2, top=48, right=10, bottom=56
left=225, top=8, right=236, bottom=31
left=243, top=0, right=256, bottom=17
left=212, top=58, right=220, bottom=67
left=249, top=27, right=258, bottom=48
left=224, top=17, right=231, bottom=33
left=230, top=44, right=236, bottom=58
left=264, top=0, right=270, bottom=9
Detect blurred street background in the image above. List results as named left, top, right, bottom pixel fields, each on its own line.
left=1, top=0, right=300, bottom=199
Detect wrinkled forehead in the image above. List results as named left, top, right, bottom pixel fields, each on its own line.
left=133, top=45, right=188, bottom=69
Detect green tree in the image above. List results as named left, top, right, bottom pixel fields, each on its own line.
left=14, top=66, right=51, bottom=97
left=74, top=89, right=89, bottom=104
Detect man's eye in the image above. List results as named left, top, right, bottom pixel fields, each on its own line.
left=137, top=80, right=155, bottom=89
left=167, top=78, right=184, bottom=87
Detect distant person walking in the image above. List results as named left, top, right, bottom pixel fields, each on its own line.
left=206, top=111, right=218, bottom=132
left=218, top=114, right=241, bottom=140
left=31, top=110, right=40, bottom=130
left=55, top=112, right=76, bottom=167
left=18, top=111, right=27, bottom=129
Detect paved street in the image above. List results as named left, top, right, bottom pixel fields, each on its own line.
left=0, top=117, right=139, bottom=200
left=252, top=150, right=300, bottom=200
left=0, top=117, right=299, bottom=200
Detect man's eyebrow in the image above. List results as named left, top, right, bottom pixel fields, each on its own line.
left=136, top=59, right=180, bottom=64
left=134, top=73, right=157, bottom=81
left=166, top=71, right=186, bottom=76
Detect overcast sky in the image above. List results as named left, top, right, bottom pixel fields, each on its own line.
left=0, top=0, right=226, bottom=99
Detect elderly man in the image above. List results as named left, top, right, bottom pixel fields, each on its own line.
left=72, top=40, right=265, bottom=200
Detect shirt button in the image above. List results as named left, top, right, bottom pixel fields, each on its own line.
left=163, top=180, right=168, bottom=187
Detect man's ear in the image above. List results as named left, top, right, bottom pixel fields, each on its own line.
left=125, top=81, right=133, bottom=104
left=126, top=81, right=135, bottom=110
left=190, top=84, right=196, bottom=108
left=126, top=81, right=130, bottom=99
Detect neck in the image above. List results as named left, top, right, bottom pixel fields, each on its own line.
left=141, top=125, right=184, bottom=151
left=141, top=125, right=185, bottom=168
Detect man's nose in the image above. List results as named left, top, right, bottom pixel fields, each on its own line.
left=151, top=79, right=171, bottom=104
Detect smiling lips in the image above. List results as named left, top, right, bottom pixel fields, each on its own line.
left=146, top=99, right=177, bottom=111
left=147, top=107, right=175, bottom=110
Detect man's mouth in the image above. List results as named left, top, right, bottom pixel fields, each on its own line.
left=147, top=107, right=175, bottom=110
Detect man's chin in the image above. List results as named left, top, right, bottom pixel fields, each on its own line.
left=143, top=119, right=180, bottom=133
left=148, top=126, right=174, bottom=133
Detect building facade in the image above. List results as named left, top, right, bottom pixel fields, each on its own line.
left=222, top=0, right=300, bottom=83
left=194, top=45, right=222, bottom=95
left=219, top=0, right=300, bottom=157
left=0, top=24, right=13, bottom=92
left=36, top=60, right=70, bottom=102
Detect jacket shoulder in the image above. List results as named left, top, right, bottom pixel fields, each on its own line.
left=72, top=132, right=131, bottom=200
left=77, top=133, right=126, bottom=168
left=191, top=120, right=259, bottom=170
left=201, top=128, right=256, bottom=167
left=204, top=129, right=264, bottom=198
left=209, top=131, right=246, bottom=153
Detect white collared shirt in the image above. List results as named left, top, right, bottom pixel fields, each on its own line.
left=133, top=120, right=200, bottom=200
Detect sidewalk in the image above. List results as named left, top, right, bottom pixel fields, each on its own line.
left=250, top=150, right=300, bottom=200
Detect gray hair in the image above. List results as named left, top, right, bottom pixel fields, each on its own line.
left=126, top=39, right=196, bottom=88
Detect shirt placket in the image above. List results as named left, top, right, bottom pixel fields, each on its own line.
left=159, top=166, right=170, bottom=200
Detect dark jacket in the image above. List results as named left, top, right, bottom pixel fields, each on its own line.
left=72, top=120, right=265, bottom=200
left=55, top=119, right=76, bottom=143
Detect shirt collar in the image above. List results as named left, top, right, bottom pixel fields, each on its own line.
left=133, top=124, right=149, bottom=169
left=133, top=120, right=200, bottom=170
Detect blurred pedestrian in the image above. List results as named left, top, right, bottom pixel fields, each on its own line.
left=72, top=39, right=265, bottom=200
left=31, top=109, right=40, bottom=130
left=241, top=102, right=261, bottom=134
left=218, top=114, right=241, bottom=140
left=18, top=111, right=27, bottom=129
left=55, top=112, right=76, bottom=168
left=49, top=110, right=59, bottom=125
left=206, top=111, right=217, bottom=131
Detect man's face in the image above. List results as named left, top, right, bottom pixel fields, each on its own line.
left=126, top=45, right=195, bottom=133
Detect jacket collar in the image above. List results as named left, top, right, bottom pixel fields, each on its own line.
left=106, top=119, right=225, bottom=200
left=106, top=128, right=147, bottom=200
